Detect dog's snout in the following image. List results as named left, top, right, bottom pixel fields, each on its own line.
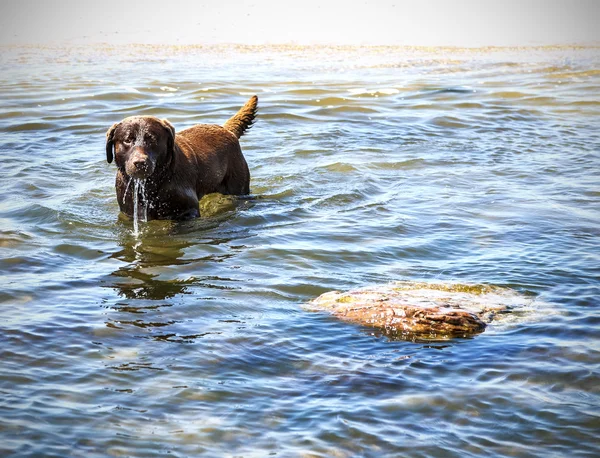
left=132, top=157, right=147, bottom=169
left=131, top=147, right=151, bottom=165
left=125, top=148, right=155, bottom=178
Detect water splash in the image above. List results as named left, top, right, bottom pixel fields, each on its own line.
left=123, top=177, right=133, bottom=201
left=140, top=181, right=148, bottom=222
left=132, top=178, right=147, bottom=236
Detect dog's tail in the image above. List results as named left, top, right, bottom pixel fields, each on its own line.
left=223, top=95, right=258, bottom=139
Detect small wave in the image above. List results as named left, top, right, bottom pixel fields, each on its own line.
left=5, top=121, right=57, bottom=132
left=52, top=243, right=107, bottom=261
left=430, top=87, right=473, bottom=95
left=452, top=102, right=486, bottom=109
left=0, top=230, right=34, bottom=249
left=488, top=91, right=529, bottom=99
left=428, top=116, right=469, bottom=128
left=546, top=69, right=600, bottom=79
left=521, top=95, right=558, bottom=106
left=348, top=88, right=400, bottom=96
left=367, top=158, right=427, bottom=170
left=259, top=112, right=320, bottom=123
left=88, top=91, right=147, bottom=102
left=316, top=162, right=359, bottom=173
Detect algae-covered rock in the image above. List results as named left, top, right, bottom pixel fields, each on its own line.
left=199, top=193, right=238, bottom=217
left=307, top=281, right=530, bottom=340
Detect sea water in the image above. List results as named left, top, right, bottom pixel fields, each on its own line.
left=0, top=44, right=598, bottom=457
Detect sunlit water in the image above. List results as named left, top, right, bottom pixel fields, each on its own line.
left=1, top=44, right=599, bottom=457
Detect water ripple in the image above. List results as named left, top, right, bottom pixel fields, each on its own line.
left=1, top=44, right=599, bottom=457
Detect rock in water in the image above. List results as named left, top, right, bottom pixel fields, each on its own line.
left=306, top=282, right=524, bottom=340
left=199, top=193, right=237, bottom=217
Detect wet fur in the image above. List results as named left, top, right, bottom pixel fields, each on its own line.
left=105, top=96, right=257, bottom=220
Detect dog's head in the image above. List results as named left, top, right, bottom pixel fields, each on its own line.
left=105, top=116, right=175, bottom=179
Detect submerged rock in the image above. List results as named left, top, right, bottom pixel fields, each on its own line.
left=199, top=193, right=238, bottom=217
left=307, top=282, right=530, bottom=341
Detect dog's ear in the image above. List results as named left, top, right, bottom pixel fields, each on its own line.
left=105, top=122, right=119, bottom=164
left=161, top=119, right=176, bottom=154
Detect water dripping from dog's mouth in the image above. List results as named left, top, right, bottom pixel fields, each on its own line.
left=132, top=178, right=148, bottom=236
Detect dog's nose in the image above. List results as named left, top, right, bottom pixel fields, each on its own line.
left=126, top=149, right=154, bottom=178
left=132, top=158, right=147, bottom=169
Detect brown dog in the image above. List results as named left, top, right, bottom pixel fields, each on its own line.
left=105, top=96, right=257, bottom=220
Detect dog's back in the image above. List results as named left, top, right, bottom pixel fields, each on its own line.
left=176, top=123, right=251, bottom=197
left=174, top=96, right=258, bottom=198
